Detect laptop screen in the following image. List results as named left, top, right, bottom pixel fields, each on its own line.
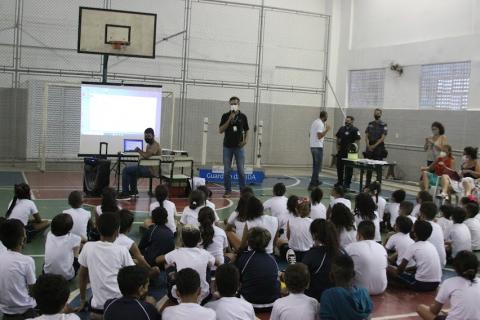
left=123, top=139, right=143, bottom=152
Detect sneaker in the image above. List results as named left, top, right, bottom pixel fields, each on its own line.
left=223, top=192, right=232, bottom=198
left=286, top=249, right=296, bottom=265
left=117, top=193, right=131, bottom=200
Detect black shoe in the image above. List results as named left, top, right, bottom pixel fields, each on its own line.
left=117, top=193, right=131, bottom=200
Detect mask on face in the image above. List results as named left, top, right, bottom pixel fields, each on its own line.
left=145, top=137, right=153, bottom=144
left=374, top=115, right=381, bottom=120
left=439, top=151, right=447, bottom=158
left=230, top=104, right=239, bottom=112
left=463, top=155, right=469, bottom=162
left=345, top=122, right=351, bottom=127
left=432, top=129, right=440, bottom=136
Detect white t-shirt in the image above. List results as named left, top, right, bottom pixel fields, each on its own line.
left=310, top=118, right=325, bottom=148
left=428, top=221, right=447, bottom=267
left=7, top=199, right=38, bottom=226
left=270, top=293, right=320, bottom=320
left=288, top=216, right=314, bottom=252
left=164, top=247, right=215, bottom=301
left=0, top=242, right=7, bottom=254
left=330, top=197, right=352, bottom=211
left=246, top=215, right=279, bottom=254
left=310, top=203, right=327, bottom=220
left=385, top=232, right=415, bottom=267
left=436, top=217, right=453, bottom=240
left=227, top=211, right=246, bottom=239
left=202, top=226, right=228, bottom=266
left=205, top=296, right=255, bottom=320
left=32, top=314, right=80, bottom=320
left=163, top=303, right=216, bottom=320
left=435, top=276, right=480, bottom=320
left=412, top=204, right=421, bottom=218
left=44, top=232, right=81, bottom=280
left=373, top=196, right=387, bottom=221
left=206, top=200, right=216, bottom=211
left=403, top=241, right=442, bottom=282
left=78, top=241, right=134, bottom=310
left=407, top=215, right=417, bottom=224
left=447, top=224, right=472, bottom=258
left=180, top=206, right=203, bottom=226
left=0, top=251, right=36, bottom=314
left=63, top=207, right=91, bottom=239
left=263, top=196, right=288, bottom=219
left=114, top=233, right=135, bottom=251
left=386, top=203, right=400, bottom=227
left=95, top=204, right=122, bottom=216
left=345, top=240, right=388, bottom=295
left=354, top=212, right=381, bottom=242
left=464, top=218, right=480, bottom=250
left=149, top=200, right=177, bottom=233
left=339, top=228, right=357, bottom=248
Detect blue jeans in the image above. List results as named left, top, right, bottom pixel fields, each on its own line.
left=223, top=146, right=246, bottom=193
left=122, top=165, right=152, bottom=194
left=310, top=147, right=324, bottom=186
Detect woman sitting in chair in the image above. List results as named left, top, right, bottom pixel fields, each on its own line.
left=420, top=145, right=454, bottom=192
left=438, top=146, right=480, bottom=200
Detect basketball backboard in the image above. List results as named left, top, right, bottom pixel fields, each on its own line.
left=78, top=7, right=156, bottom=58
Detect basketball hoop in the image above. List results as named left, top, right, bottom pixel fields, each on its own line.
left=111, top=41, right=128, bottom=50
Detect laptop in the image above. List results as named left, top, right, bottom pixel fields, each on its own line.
left=123, top=139, right=143, bottom=152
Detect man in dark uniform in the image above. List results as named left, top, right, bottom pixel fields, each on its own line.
left=335, top=115, right=361, bottom=190
left=364, top=108, right=388, bottom=186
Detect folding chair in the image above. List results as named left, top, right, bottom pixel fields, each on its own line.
left=137, top=156, right=163, bottom=196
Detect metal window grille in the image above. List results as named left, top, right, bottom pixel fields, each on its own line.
left=348, top=68, right=385, bottom=108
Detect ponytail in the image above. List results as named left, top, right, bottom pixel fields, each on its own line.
left=5, top=196, right=17, bottom=218
left=154, top=185, right=168, bottom=209
left=6, top=183, right=30, bottom=218
left=453, top=251, right=479, bottom=283
left=189, top=190, right=204, bottom=210
left=462, top=269, right=477, bottom=282
left=198, top=207, right=215, bottom=249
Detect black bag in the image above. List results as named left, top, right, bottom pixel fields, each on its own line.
left=83, top=142, right=110, bottom=196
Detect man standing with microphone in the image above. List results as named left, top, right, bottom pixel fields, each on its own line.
left=219, top=96, right=249, bottom=198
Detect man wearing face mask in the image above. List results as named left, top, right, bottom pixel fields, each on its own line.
left=118, top=127, right=161, bottom=200
left=335, top=115, right=361, bottom=190
left=219, top=96, right=249, bottom=198
left=364, top=108, right=388, bottom=186
left=309, top=111, right=331, bottom=191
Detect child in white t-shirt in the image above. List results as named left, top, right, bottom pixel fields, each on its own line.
left=385, top=216, right=414, bottom=267
left=31, top=274, right=80, bottom=320
left=263, top=183, right=289, bottom=220
left=330, top=203, right=357, bottom=248
left=417, top=251, right=480, bottom=320
left=162, top=268, right=216, bottom=320
left=345, top=221, right=388, bottom=295
left=328, top=186, right=351, bottom=212
left=6, top=183, right=50, bottom=241
left=198, top=207, right=228, bottom=268
left=205, top=264, right=255, bottom=320
left=156, top=225, right=216, bottom=304
left=180, top=190, right=207, bottom=227
left=388, top=220, right=441, bottom=292
left=146, top=184, right=177, bottom=234
left=412, top=191, right=434, bottom=218
left=420, top=201, right=447, bottom=267
left=94, top=187, right=122, bottom=225
left=63, top=191, right=91, bottom=242
left=446, top=207, right=472, bottom=259
left=0, top=219, right=37, bottom=318
left=463, top=202, right=480, bottom=251
left=271, top=263, right=320, bottom=320
left=197, top=185, right=216, bottom=211
left=225, top=192, right=253, bottom=251
left=43, top=213, right=81, bottom=280
left=309, top=187, right=327, bottom=220
left=399, top=201, right=416, bottom=224
left=364, top=182, right=387, bottom=222
left=285, top=197, right=314, bottom=262
left=385, top=189, right=406, bottom=231
left=436, top=204, right=454, bottom=240
left=78, top=213, right=135, bottom=315
left=353, top=193, right=381, bottom=242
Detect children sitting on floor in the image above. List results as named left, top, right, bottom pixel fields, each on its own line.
left=445, top=207, right=471, bottom=260
left=225, top=191, right=253, bottom=251
left=384, top=216, right=414, bottom=267
left=204, top=264, right=255, bottom=319
left=197, top=185, right=216, bottom=210
left=0, top=217, right=6, bottom=254
left=139, top=207, right=175, bottom=268
left=387, top=220, right=442, bottom=292
left=263, top=183, right=289, bottom=219
left=94, top=187, right=121, bottom=224
left=328, top=185, right=351, bottom=211
left=419, top=202, right=447, bottom=267
left=345, top=220, right=388, bottom=295
left=417, top=250, right=480, bottom=320
left=6, top=183, right=50, bottom=242
left=31, top=274, right=79, bottom=320
left=399, top=200, right=416, bottom=223
left=161, top=268, right=216, bottom=320
left=198, top=207, right=228, bottom=269
left=309, top=187, right=327, bottom=220
left=384, top=189, right=406, bottom=231
left=43, top=213, right=81, bottom=281
left=365, top=181, right=387, bottom=223
left=180, top=190, right=206, bottom=227
left=320, top=254, right=373, bottom=320
left=78, top=212, right=135, bottom=316
left=270, top=263, right=320, bottom=320
left=285, top=197, right=314, bottom=263
left=463, top=202, right=480, bottom=251
left=0, top=219, right=37, bottom=319
left=353, top=192, right=381, bottom=242
left=330, top=203, right=357, bottom=248
left=436, top=204, right=454, bottom=240
left=146, top=184, right=177, bottom=234
left=412, top=191, right=433, bottom=218
left=63, top=190, right=91, bottom=242
left=103, top=265, right=159, bottom=320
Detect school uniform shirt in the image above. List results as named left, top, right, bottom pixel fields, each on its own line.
left=162, top=303, right=216, bottom=320
left=330, top=197, right=352, bottom=211
left=180, top=206, right=203, bottom=227
left=436, top=217, right=453, bottom=240
left=43, top=232, right=81, bottom=280
left=447, top=224, right=472, bottom=258
left=7, top=199, right=38, bottom=226
left=0, top=241, right=6, bottom=254
left=263, top=196, right=288, bottom=219
left=202, top=226, right=228, bottom=266
left=114, top=233, right=135, bottom=251
left=227, top=211, right=246, bottom=239
left=206, top=200, right=216, bottom=210
left=32, top=314, right=80, bottom=320
left=385, top=202, right=400, bottom=227
left=310, top=118, right=325, bottom=148
left=246, top=215, right=279, bottom=254
left=0, top=251, right=36, bottom=314
left=164, top=247, right=215, bottom=301
left=373, top=196, right=387, bottom=221
left=407, top=215, right=417, bottom=224
left=435, top=276, right=480, bottom=320
left=428, top=221, right=447, bottom=267
left=270, top=293, right=320, bottom=320
left=464, top=218, right=480, bottom=250
left=310, top=203, right=327, bottom=220
left=384, top=232, right=415, bottom=267
left=95, top=205, right=122, bottom=216
left=205, top=296, right=255, bottom=320
left=354, top=212, right=381, bottom=242
left=104, top=297, right=160, bottom=320
left=412, top=204, right=421, bottom=218
left=63, top=207, right=91, bottom=239
left=138, top=224, right=175, bottom=267
left=302, top=246, right=336, bottom=302
left=345, top=240, right=388, bottom=295
left=287, top=216, right=314, bottom=252
left=403, top=241, right=442, bottom=283
left=339, top=228, right=357, bottom=248
left=149, top=200, right=177, bottom=233
left=78, top=241, right=135, bottom=310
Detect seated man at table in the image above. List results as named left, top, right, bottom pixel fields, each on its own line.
left=118, top=128, right=161, bottom=199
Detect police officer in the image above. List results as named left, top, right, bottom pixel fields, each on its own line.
left=364, top=108, right=388, bottom=185
left=335, top=115, right=361, bottom=190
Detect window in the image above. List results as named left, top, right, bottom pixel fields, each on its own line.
left=348, top=68, right=385, bottom=108
left=420, top=61, right=470, bottom=110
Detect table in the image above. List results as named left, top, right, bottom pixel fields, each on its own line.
left=342, top=158, right=389, bottom=193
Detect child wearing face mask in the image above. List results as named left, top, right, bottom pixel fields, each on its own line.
left=419, top=144, right=455, bottom=192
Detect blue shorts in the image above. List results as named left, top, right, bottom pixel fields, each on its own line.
left=397, top=272, right=439, bottom=292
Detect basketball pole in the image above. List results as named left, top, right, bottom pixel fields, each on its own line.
left=102, top=54, right=109, bottom=83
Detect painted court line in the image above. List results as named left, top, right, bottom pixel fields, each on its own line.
left=22, top=171, right=36, bottom=200
left=372, top=312, right=418, bottom=320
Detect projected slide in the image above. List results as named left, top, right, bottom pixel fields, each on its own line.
left=80, top=83, right=162, bottom=154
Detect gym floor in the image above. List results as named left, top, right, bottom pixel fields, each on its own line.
left=0, top=170, right=458, bottom=319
